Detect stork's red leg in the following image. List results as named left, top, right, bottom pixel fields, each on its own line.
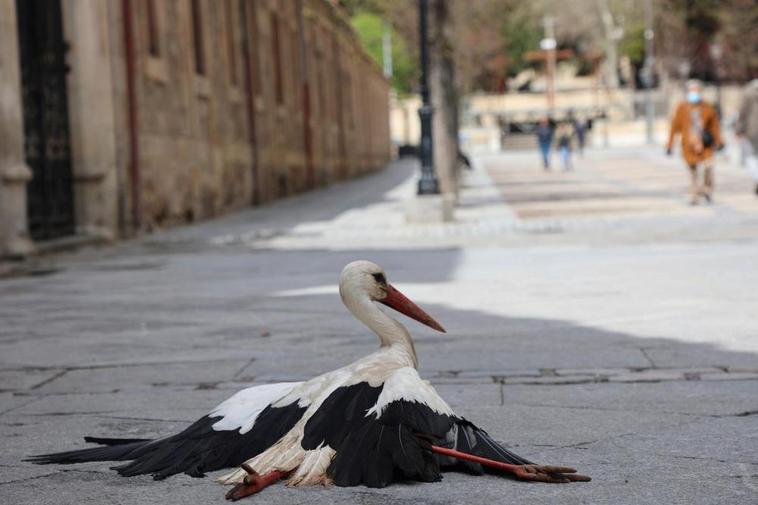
left=430, top=445, right=591, bottom=483
left=225, top=464, right=292, bottom=501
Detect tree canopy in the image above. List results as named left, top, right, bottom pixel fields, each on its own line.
left=350, top=12, right=417, bottom=95
left=343, top=0, right=757, bottom=95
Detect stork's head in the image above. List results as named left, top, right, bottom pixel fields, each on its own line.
left=339, top=260, right=445, bottom=333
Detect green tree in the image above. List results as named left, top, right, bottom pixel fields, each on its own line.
left=620, top=22, right=645, bottom=65
left=502, top=11, right=542, bottom=77
left=350, top=12, right=417, bottom=95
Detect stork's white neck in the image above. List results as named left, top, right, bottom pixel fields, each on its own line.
left=341, top=289, right=418, bottom=368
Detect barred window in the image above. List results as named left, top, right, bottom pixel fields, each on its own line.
left=224, top=0, right=239, bottom=86
left=271, top=12, right=284, bottom=105
left=190, top=0, right=205, bottom=75
left=145, top=0, right=160, bottom=57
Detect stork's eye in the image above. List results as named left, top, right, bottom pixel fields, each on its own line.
left=372, top=273, right=386, bottom=285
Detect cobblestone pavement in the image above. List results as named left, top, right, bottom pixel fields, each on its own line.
left=1, top=148, right=757, bottom=505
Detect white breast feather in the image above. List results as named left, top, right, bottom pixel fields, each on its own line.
left=366, top=367, right=454, bottom=418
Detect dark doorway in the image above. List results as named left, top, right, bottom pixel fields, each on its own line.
left=16, top=0, right=75, bottom=241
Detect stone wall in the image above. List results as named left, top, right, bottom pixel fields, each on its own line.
left=247, top=0, right=391, bottom=202
left=117, top=0, right=391, bottom=231
left=0, top=0, right=391, bottom=256
left=119, top=0, right=255, bottom=230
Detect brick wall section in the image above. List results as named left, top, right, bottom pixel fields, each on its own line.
left=118, top=0, right=390, bottom=231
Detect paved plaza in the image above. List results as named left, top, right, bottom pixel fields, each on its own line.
left=1, top=148, right=757, bottom=504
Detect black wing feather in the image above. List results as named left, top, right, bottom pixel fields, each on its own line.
left=305, top=381, right=533, bottom=488
left=457, top=420, right=533, bottom=466
left=83, top=436, right=152, bottom=446
left=28, top=401, right=307, bottom=480
left=311, top=384, right=455, bottom=488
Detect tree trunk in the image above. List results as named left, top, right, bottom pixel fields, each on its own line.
left=596, top=0, right=620, bottom=89
left=429, top=0, right=459, bottom=197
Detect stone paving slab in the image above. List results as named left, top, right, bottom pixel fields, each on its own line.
left=598, top=414, right=758, bottom=465
left=497, top=380, right=758, bottom=417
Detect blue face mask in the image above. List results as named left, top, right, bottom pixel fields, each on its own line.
left=687, top=91, right=702, bottom=104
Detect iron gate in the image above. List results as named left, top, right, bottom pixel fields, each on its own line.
left=16, top=0, right=75, bottom=240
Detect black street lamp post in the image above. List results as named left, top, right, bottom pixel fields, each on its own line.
left=417, top=0, right=439, bottom=195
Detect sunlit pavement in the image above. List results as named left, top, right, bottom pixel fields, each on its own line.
left=488, top=148, right=758, bottom=219
left=1, top=147, right=757, bottom=504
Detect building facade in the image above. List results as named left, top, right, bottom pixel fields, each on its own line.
left=0, top=0, right=390, bottom=257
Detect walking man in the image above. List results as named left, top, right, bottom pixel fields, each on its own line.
left=736, top=78, right=758, bottom=196
left=572, top=116, right=587, bottom=156
left=536, top=117, right=554, bottom=170
left=666, top=80, right=723, bottom=204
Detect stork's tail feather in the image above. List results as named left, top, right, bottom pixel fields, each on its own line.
left=26, top=437, right=154, bottom=465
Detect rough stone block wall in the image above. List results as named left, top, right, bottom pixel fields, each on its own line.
left=115, top=0, right=390, bottom=232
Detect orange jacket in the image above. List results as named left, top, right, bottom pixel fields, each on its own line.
left=667, top=101, right=722, bottom=166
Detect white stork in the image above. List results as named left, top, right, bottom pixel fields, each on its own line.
left=30, top=260, right=590, bottom=500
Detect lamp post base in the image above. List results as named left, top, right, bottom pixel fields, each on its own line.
left=405, top=193, right=454, bottom=224
left=417, top=177, right=440, bottom=195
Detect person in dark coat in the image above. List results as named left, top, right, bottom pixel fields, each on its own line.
left=573, top=116, right=587, bottom=156
left=536, top=117, right=554, bottom=170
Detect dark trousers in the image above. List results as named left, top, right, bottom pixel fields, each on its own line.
left=539, top=142, right=551, bottom=168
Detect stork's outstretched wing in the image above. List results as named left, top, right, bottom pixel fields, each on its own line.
left=28, top=382, right=306, bottom=479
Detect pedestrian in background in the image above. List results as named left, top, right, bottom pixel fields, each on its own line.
left=736, top=78, right=758, bottom=196
left=557, top=123, right=574, bottom=171
left=667, top=80, right=723, bottom=205
left=536, top=116, right=554, bottom=170
left=573, top=116, right=587, bottom=156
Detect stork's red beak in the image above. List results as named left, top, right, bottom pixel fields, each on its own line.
left=378, top=284, right=446, bottom=333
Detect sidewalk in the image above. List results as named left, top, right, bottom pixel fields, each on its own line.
left=1, top=147, right=757, bottom=504
left=192, top=148, right=758, bottom=250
